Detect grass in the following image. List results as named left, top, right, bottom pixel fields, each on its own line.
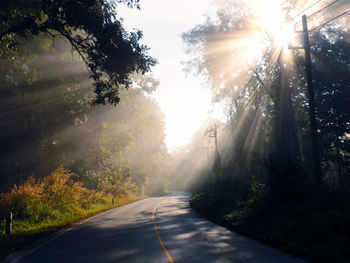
left=190, top=188, right=350, bottom=263
left=0, top=195, right=146, bottom=260
left=0, top=167, right=147, bottom=260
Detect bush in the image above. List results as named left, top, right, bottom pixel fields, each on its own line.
left=0, top=176, right=44, bottom=220
left=0, top=167, right=106, bottom=222
left=98, top=179, right=138, bottom=198
left=266, top=156, right=311, bottom=201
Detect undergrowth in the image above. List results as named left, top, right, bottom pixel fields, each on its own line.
left=0, top=167, right=144, bottom=259
left=190, top=173, right=350, bottom=263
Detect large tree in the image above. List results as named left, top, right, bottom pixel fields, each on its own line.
left=0, top=0, right=156, bottom=104
left=182, top=0, right=350, bottom=187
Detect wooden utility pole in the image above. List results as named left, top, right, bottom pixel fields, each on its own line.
left=207, top=125, right=219, bottom=155
left=302, top=15, right=321, bottom=188
left=214, top=124, right=218, bottom=155
left=203, top=144, right=213, bottom=164
left=206, top=124, right=222, bottom=179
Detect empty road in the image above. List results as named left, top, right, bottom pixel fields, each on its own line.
left=6, top=192, right=307, bottom=263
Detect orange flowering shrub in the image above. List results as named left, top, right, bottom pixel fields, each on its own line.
left=0, top=176, right=44, bottom=220
left=0, top=167, right=137, bottom=223
left=0, top=167, right=100, bottom=222
left=98, top=179, right=137, bottom=198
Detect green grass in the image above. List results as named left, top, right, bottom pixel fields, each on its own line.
left=0, top=195, right=146, bottom=260
left=190, top=190, right=350, bottom=263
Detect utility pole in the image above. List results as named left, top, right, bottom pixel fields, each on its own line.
left=288, top=15, right=321, bottom=188
left=213, top=124, right=218, bottom=155
left=302, top=15, right=321, bottom=188
left=203, top=144, right=213, bottom=164
left=206, top=124, right=222, bottom=181
left=206, top=124, right=219, bottom=155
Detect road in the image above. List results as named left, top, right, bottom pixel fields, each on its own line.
left=6, top=192, right=307, bottom=263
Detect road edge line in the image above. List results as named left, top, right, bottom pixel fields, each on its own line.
left=152, top=199, right=175, bottom=263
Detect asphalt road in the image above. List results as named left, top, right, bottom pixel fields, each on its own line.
left=6, top=192, right=307, bottom=263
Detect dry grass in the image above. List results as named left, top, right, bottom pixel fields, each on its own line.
left=0, top=167, right=145, bottom=259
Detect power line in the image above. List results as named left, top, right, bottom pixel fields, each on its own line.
left=218, top=0, right=349, bottom=136
left=231, top=1, right=335, bottom=116
left=232, top=47, right=271, bottom=100
left=291, top=0, right=322, bottom=20
left=309, top=8, right=350, bottom=32
left=306, top=0, right=342, bottom=20
left=293, top=0, right=343, bottom=30
left=238, top=56, right=278, bottom=112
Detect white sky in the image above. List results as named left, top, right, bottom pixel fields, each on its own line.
left=118, top=0, right=223, bottom=150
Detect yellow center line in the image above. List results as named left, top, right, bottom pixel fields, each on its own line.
left=152, top=199, right=175, bottom=263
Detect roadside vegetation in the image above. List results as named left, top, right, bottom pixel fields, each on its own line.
left=171, top=1, right=350, bottom=262
left=0, top=1, right=171, bottom=259
left=0, top=167, right=145, bottom=259
left=190, top=174, right=350, bottom=263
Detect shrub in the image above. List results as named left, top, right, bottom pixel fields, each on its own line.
left=0, top=176, right=43, bottom=220
left=266, top=156, right=311, bottom=201
left=0, top=167, right=99, bottom=222
left=98, top=179, right=137, bottom=198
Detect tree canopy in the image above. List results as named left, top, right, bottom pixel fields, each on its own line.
left=0, top=0, right=156, bottom=104
left=181, top=0, right=350, bottom=189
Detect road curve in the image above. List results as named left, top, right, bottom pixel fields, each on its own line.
left=5, top=192, right=307, bottom=263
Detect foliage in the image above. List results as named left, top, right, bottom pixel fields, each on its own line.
left=77, top=86, right=172, bottom=195
left=0, top=35, right=170, bottom=196
left=0, top=167, right=143, bottom=259
left=0, top=0, right=156, bottom=104
left=182, top=0, right=350, bottom=189
left=0, top=167, right=116, bottom=222
left=191, top=186, right=350, bottom=263
left=266, top=156, right=311, bottom=201
left=311, top=32, right=350, bottom=185
left=98, top=179, right=137, bottom=198
left=0, top=35, right=91, bottom=190
left=0, top=166, right=143, bottom=259
left=182, top=2, right=350, bottom=262
left=169, top=117, right=222, bottom=191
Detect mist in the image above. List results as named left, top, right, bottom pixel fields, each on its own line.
left=0, top=34, right=171, bottom=196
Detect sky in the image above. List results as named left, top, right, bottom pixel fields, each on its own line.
left=118, top=0, right=224, bottom=150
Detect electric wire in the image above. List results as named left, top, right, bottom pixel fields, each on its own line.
left=293, top=0, right=343, bottom=29
left=214, top=0, right=349, bottom=135
left=306, top=0, right=342, bottom=20
left=216, top=45, right=280, bottom=135
left=290, top=0, right=322, bottom=20
left=309, top=8, right=350, bottom=32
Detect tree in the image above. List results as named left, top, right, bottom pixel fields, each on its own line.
left=182, top=0, right=350, bottom=189
left=80, top=86, right=171, bottom=195
left=0, top=0, right=156, bottom=104
left=0, top=35, right=91, bottom=190
left=311, top=30, right=350, bottom=185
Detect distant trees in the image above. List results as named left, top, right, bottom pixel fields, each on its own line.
left=78, top=86, right=171, bottom=195
left=170, top=118, right=223, bottom=191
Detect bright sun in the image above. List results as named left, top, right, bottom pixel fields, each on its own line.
left=278, top=23, right=295, bottom=48
left=256, top=0, right=295, bottom=49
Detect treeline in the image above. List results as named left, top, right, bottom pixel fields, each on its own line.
left=175, top=1, right=350, bottom=262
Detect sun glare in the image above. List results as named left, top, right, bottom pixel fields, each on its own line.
left=279, top=23, right=295, bottom=48
left=255, top=0, right=295, bottom=49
